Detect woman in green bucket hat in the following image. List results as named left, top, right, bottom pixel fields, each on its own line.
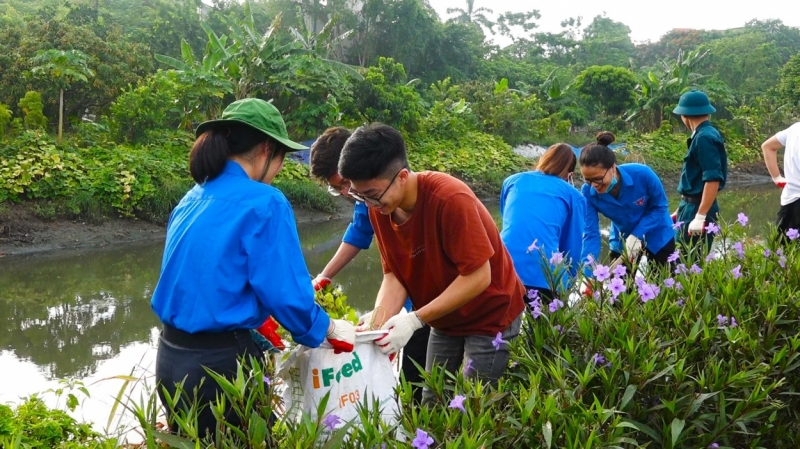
left=150, top=98, right=357, bottom=437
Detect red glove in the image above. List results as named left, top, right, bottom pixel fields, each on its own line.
left=583, top=282, right=594, bottom=298
left=326, top=319, right=356, bottom=354
left=256, top=316, right=285, bottom=351
left=312, top=275, right=331, bottom=291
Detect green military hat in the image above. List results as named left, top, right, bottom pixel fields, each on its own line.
left=195, top=98, right=307, bottom=151
left=672, top=90, right=716, bottom=116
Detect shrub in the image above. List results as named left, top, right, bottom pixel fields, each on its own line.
left=18, top=91, right=48, bottom=130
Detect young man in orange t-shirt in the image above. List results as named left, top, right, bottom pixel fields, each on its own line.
left=339, top=123, right=525, bottom=404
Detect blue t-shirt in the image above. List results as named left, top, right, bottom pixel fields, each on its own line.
left=581, top=163, right=673, bottom=276
left=150, top=161, right=329, bottom=347
left=500, top=171, right=585, bottom=291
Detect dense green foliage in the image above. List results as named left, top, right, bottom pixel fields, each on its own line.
left=1, top=0, right=799, bottom=222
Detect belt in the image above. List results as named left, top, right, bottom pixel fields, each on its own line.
left=161, top=324, right=252, bottom=349
left=681, top=195, right=702, bottom=205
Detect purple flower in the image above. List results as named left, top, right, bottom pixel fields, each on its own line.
left=463, top=358, right=473, bottom=376
left=778, top=248, right=784, bottom=256
left=322, top=414, right=342, bottom=430
left=675, top=281, right=683, bottom=291
left=730, top=317, right=738, bottom=328
left=675, top=263, right=688, bottom=275
left=585, top=254, right=596, bottom=267
left=716, top=315, right=728, bottom=326
left=554, top=324, right=564, bottom=334
left=731, top=265, right=742, bottom=279
left=548, top=298, right=565, bottom=313
left=529, top=298, right=542, bottom=309
left=787, top=228, right=799, bottom=240
left=448, top=394, right=466, bottom=412
left=593, top=264, right=611, bottom=282
left=263, top=376, right=272, bottom=385
left=705, top=252, right=716, bottom=263
left=733, top=241, right=744, bottom=259
left=779, top=255, right=787, bottom=268
left=690, top=264, right=702, bottom=274
left=706, top=222, right=721, bottom=235
left=634, top=275, right=646, bottom=289
left=530, top=305, right=542, bottom=319
left=526, top=239, right=539, bottom=253
left=592, top=353, right=606, bottom=365
left=676, top=299, right=684, bottom=307
left=550, top=251, right=564, bottom=265
left=411, top=429, right=434, bottom=449
left=737, top=213, right=749, bottom=226
left=527, top=289, right=540, bottom=300
left=608, top=277, right=626, bottom=298
left=612, top=264, right=627, bottom=278
left=492, top=332, right=508, bottom=351
left=638, top=282, right=659, bottom=303
left=667, top=250, right=680, bottom=263
left=664, top=277, right=675, bottom=288
left=672, top=220, right=684, bottom=230
left=510, top=360, right=519, bottom=368
left=764, top=248, right=771, bottom=257
left=709, top=443, right=719, bottom=449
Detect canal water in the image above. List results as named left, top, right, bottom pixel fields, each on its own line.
left=0, top=183, right=782, bottom=440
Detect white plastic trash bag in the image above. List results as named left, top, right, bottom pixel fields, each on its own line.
left=278, top=331, right=399, bottom=426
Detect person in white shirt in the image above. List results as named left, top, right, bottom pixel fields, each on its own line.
left=762, top=122, right=800, bottom=240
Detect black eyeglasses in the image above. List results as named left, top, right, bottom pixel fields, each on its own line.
left=348, top=167, right=405, bottom=206
left=583, top=167, right=612, bottom=187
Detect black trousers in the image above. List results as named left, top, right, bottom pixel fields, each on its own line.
left=401, top=325, right=430, bottom=405
left=156, top=326, right=262, bottom=437
left=610, top=237, right=676, bottom=274
left=776, top=199, right=800, bottom=244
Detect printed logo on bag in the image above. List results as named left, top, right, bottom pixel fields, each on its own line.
left=634, top=196, right=645, bottom=206
left=311, top=352, right=363, bottom=389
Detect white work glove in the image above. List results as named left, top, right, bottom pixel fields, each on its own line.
left=773, top=175, right=787, bottom=188
left=625, top=235, right=643, bottom=260
left=355, top=310, right=374, bottom=332
left=687, top=213, right=707, bottom=236
left=326, top=319, right=356, bottom=354
left=376, top=312, right=424, bottom=355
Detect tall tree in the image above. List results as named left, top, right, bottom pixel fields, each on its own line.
left=30, top=49, right=94, bottom=143
left=446, top=0, right=494, bottom=33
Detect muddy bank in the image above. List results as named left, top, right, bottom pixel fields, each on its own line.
left=0, top=169, right=773, bottom=259
left=0, top=198, right=355, bottom=258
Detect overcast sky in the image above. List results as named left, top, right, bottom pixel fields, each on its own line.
left=426, top=0, right=800, bottom=45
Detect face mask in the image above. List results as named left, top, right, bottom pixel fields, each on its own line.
left=597, top=167, right=616, bottom=194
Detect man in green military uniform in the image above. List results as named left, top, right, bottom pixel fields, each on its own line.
left=672, top=90, right=728, bottom=249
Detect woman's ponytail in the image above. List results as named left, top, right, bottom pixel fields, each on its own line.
left=190, top=129, right=231, bottom=184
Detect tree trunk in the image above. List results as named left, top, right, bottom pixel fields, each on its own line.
left=58, top=88, right=64, bottom=144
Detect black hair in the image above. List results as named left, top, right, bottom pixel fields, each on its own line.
left=338, top=123, right=408, bottom=181
left=310, top=126, right=352, bottom=180
left=579, top=131, right=617, bottom=169
left=190, top=122, right=280, bottom=184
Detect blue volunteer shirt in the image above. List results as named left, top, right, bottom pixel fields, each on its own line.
left=581, top=163, right=673, bottom=277
left=500, top=171, right=585, bottom=291
left=342, top=201, right=373, bottom=249
left=150, top=161, right=330, bottom=347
